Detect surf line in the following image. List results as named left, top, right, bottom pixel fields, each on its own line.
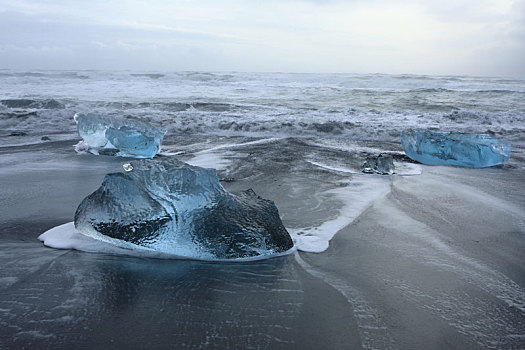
left=289, top=176, right=391, bottom=253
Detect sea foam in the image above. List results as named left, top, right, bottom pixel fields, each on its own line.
left=38, top=222, right=296, bottom=262
left=290, top=177, right=391, bottom=253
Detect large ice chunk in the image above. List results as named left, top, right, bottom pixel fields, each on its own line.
left=75, top=113, right=165, bottom=158
left=74, top=158, right=293, bottom=260
left=401, top=129, right=512, bottom=167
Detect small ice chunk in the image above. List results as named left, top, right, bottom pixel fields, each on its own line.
left=401, top=129, right=512, bottom=168
left=362, top=154, right=395, bottom=175
left=75, top=113, right=166, bottom=158
left=122, top=163, right=133, bottom=172
left=74, top=158, right=293, bottom=260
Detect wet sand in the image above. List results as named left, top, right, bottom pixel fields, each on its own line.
left=1, top=137, right=524, bottom=349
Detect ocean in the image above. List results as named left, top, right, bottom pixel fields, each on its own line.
left=1, top=70, right=524, bottom=146
left=1, top=71, right=524, bottom=349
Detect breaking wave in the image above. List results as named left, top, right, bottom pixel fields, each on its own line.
left=1, top=71, right=524, bottom=146
left=1, top=99, right=65, bottom=109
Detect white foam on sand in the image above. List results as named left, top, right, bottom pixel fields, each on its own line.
left=393, top=161, right=423, bottom=176
left=307, top=160, right=360, bottom=174
left=165, top=138, right=282, bottom=171
left=307, top=159, right=422, bottom=176
left=289, top=177, right=391, bottom=253
left=290, top=159, right=421, bottom=253
left=186, top=152, right=232, bottom=171
left=38, top=222, right=296, bottom=262
left=194, top=137, right=282, bottom=153
left=39, top=222, right=133, bottom=255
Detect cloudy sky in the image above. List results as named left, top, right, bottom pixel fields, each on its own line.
left=0, top=0, right=524, bottom=77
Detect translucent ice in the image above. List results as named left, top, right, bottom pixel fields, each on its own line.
left=401, top=129, right=512, bottom=168
left=75, top=113, right=165, bottom=158
left=362, top=154, right=395, bottom=175
left=74, top=158, right=293, bottom=260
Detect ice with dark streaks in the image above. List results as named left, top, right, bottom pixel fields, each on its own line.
left=74, top=158, right=294, bottom=260
left=361, top=154, right=395, bottom=175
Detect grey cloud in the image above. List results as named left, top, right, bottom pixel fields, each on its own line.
left=0, top=0, right=524, bottom=77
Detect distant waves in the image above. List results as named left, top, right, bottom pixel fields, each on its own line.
left=1, top=71, right=524, bottom=145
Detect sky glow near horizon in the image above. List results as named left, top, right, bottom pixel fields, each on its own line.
left=0, top=0, right=524, bottom=77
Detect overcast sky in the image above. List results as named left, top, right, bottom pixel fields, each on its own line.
left=0, top=0, right=524, bottom=77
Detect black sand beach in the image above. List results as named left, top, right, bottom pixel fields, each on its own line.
left=1, top=136, right=524, bottom=349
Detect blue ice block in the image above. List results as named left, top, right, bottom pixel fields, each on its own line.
left=401, top=129, right=512, bottom=168
left=74, top=158, right=293, bottom=260
left=75, top=113, right=165, bottom=158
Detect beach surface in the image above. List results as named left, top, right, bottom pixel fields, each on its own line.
left=1, top=135, right=524, bottom=349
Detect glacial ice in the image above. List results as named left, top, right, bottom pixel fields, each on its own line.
left=401, top=129, right=512, bottom=167
left=74, top=158, right=293, bottom=260
left=75, top=113, right=165, bottom=158
left=362, top=154, right=395, bottom=175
